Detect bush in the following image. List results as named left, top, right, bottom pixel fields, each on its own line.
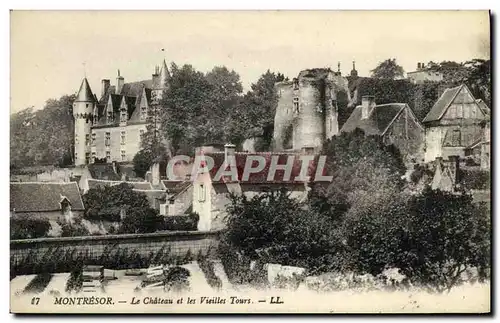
left=10, top=217, right=51, bottom=240
left=164, top=266, right=190, bottom=292
left=23, top=273, right=52, bottom=294
left=58, top=218, right=91, bottom=237
left=164, top=212, right=199, bottom=231
left=118, top=207, right=165, bottom=234
left=65, top=268, right=83, bottom=293
left=197, top=254, right=222, bottom=290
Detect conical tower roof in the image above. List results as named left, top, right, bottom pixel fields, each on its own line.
left=76, top=78, right=95, bottom=102
left=160, top=59, right=171, bottom=86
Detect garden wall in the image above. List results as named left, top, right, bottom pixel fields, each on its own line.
left=11, top=230, right=222, bottom=275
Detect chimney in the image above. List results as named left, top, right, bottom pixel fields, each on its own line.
left=361, top=95, right=376, bottom=120
left=116, top=69, right=124, bottom=94
left=417, top=63, right=421, bottom=70
left=101, top=79, right=110, bottom=97
left=224, top=143, right=236, bottom=169
left=448, top=155, right=460, bottom=186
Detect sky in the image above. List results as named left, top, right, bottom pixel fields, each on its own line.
left=10, top=10, right=490, bottom=114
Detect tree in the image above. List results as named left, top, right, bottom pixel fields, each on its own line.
left=371, top=58, right=405, bottom=80
left=10, top=94, right=75, bottom=168
left=160, top=63, right=243, bottom=155
left=82, top=183, right=153, bottom=222
left=10, top=216, right=51, bottom=239
left=132, top=149, right=155, bottom=179
left=118, top=207, right=165, bottom=234
left=224, top=189, right=344, bottom=273
left=227, top=70, right=287, bottom=149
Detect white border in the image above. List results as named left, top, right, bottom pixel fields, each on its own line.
left=2, top=1, right=497, bottom=322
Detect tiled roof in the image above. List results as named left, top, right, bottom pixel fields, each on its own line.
left=75, top=78, right=96, bottom=102
left=10, top=182, right=85, bottom=212
left=202, top=152, right=319, bottom=184
left=133, top=189, right=166, bottom=207
left=119, top=80, right=152, bottom=97
left=87, top=164, right=121, bottom=180
left=87, top=179, right=153, bottom=191
left=422, top=85, right=463, bottom=123
left=340, top=103, right=407, bottom=136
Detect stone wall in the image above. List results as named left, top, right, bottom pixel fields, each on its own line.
left=11, top=230, right=222, bottom=267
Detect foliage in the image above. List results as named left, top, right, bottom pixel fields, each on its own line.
left=10, top=95, right=75, bottom=168
left=11, top=244, right=194, bottom=276
left=65, top=268, right=83, bottom=293
left=370, top=58, right=405, bottom=80
left=10, top=217, right=51, bottom=240
left=273, top=273, right=305, bottom=290
left=118, top=207, right=165, bottom=234
left=164, top=212, right=200, bottom=231
left=160, top=64, right=243, bottom=155
left=23, top=273, right=53, bottom=294
left=57, top=218, right=91, bottom=237
left=164, top=266, right=191, bottom=292
left=224, top=189, right=344, bottom=273
left=197, top=254, right=222, bottom=290
left=132, top=149, right=155, bottom=179
left=458, top=169, right=491, bottom=190
left=227, top=70, right=287, bottom=148
left=82, top=183, right=152, bottom=222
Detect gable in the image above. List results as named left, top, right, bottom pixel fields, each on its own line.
left=442, top=86, right=484, bottom=120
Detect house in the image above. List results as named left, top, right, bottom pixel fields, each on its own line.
left=407, top=62, right=444, bottom=84
left=340, top=95, right=425, bottom=162
left=10, top=182, right=85, bottom=222
left=422, top=84, right=489, bottom=163
left=192, top=144, right=317, bottom=231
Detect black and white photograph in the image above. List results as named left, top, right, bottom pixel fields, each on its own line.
left=8, top=10, right=491, bottom=314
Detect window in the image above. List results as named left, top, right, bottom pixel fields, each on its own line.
left=448, top=105, right=456, bottom=119
left=198, top=184, right=206, bottom=202
left=106, top=151, right=111, bottom=162
left=120, top=131, right=126, bottom=144
left=85, top=134, right=90, bottom=146
left=93, top=115, right=98, bottom=124
left=85, top=152, right=90, bottom=164
left=107, top=110, right=113, bottom=121
left=91, top=133, right=96, bottom=146
left=105, top=132, right=111, bottom=147
left=140, top=107, right=147, bottom=120
left=121, top=150, right=126, bottom=161
left=91, top=152, right=96, bottom=163
left=120, top=111, right=127, bottom=123
left=293, top=97, right=299, bottom=113
left=86, top=104, right=89, bottom=108
left=452, top=130, right=461, bottom=146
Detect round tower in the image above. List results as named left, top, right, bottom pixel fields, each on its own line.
left=73, top=78, right=95, bottom=165
left=294, top=73, right=325, bottom=150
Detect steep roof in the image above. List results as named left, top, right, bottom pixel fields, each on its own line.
left=87, top=164, right=121, bottom=180
left=422, top=85, right=462, bottom=122
left=10, top=182, right=85, bottom=212
left=476, top=99, right=490, bottom=116
left=75, top=78, right=95, bottom=102
left=340, top=103, right=407, bottom=136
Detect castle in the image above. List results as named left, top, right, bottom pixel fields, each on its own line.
left=272, top=63, right=358, bottom=152
left=72, top=60, right=170, bottom=165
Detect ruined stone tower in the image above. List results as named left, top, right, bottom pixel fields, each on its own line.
left=73, top=78, right=96, bottom=165
left=273, top=68, right=350, bottom=152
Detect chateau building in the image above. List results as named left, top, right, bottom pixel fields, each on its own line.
left=72, top=60, right=170, bottom=165
left=273, top=64, right=357, bottom=153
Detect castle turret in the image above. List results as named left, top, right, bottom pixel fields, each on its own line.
left=160, top=59, right=171, bottom=87
left=73, top=78, right=95, bottom=165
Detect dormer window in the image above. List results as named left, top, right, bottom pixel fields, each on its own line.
left=140, top=107, right=147, bottom=120
left=107, top=110, right=113, bottom=121
left=120, top=110, right=127, bottom=123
